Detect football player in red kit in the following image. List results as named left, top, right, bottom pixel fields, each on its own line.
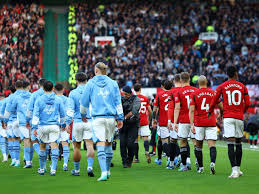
left=208, top=66, right=250, bottom=178
left=189, top=75, right=223, bottom=174
left=167, top=74, right=182, bottom=169
left=152, top=80, right=173, bottom=165
left=133, top=84, right=152, bottom=164
left=174, top=72, right=198, bottom=171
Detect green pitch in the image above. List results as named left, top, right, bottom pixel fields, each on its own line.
left=0, top=141, right=258, bottom=194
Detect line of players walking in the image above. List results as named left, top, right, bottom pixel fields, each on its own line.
left=0, top=64, right=250, bottom=179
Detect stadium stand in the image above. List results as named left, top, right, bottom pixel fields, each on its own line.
left=0, top=3, right=44, bottom=93
left=73, top=1, right=258, bottom=88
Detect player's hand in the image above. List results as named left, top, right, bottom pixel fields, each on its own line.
left=207, top=112, right=212, bottom=119
left=66, top=125, right=71, bottom=134
left=174, top=123, right=178, bottom=133
left=2, top=122, right=7, bottom=129
left=191, top=125, right=195, bottom=134
left=152, top=120, right=157, bottom=129
left=26, top=122, right=30, bottom=129
left=82, top=117, right=88, bottom=123
left=168, top=122, right=173, bottom=131
left=117, top=121, right=123, bottom=130
left=33, top=130, right=38, bottom=137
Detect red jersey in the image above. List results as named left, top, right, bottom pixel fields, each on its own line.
left=175, top=85, right=198, bottom=123
left=168, top=87, right=181, bottom=123
left=209, top=80, right=250, bottom=120
left=137, top=94, right=150, bottom=126
left=154, top=90, right=170, bottom=127
left=190, top=88, right=220, bottom=127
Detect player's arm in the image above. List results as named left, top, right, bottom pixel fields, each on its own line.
left=189, top=94, right=196, bottom=131
left=32, top=99, right=40, bottom=135
left=147, top=105, right=152, bottom=123
left=217, top=101, right=223, bottom=119
left=59, top=100, right=66, bottom=130
left=114, top=82, right=124, bottom=125
left=243, top=87, right=250, bottom=112
left=4, top=97, right=17, bottom=124
left=26, top=95, right=35, bottom=123
left=80, top=82, right=91, bottom=121
left=66, top=94, right=75, bottom=125
left=168, top=95, right=174, bottom=129
left=173, top=92, right=180, bottom=131
left=208, top=86, right=222, bottom=117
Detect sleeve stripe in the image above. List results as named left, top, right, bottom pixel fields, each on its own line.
left=80, top=105, right=88, bottom=115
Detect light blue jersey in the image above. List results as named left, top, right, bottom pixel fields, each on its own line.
left=66, top=84, right=91, bottom=125
left=5, top=91, right=31, bottom=126
left=4, top=90, right=23, bottom=123
left=0, top=98, right=5, bottom=122
left=26, top=88, right=44, bottom=123
left=56, top=95, right=68, bottom=109
left=32, top=92, right=66, bottom=130
left=80, top=75, right=124, bottom=121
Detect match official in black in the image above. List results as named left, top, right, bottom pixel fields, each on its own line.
left=120, top=86, right=141, bottom=168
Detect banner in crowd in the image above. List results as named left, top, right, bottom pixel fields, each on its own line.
left=94, top=36, right=116, bottom=47
left=68, top=5, right=77, bottom=87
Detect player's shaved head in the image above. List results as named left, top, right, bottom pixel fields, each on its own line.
left=198, top=75, right=207, bottom=87
left=180, top=72, right=190, bottom=83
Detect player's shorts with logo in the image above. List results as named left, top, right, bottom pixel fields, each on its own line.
left=19, top=126, right=30, bottom=140
left=178, top=123, right=194, bottom=139
left=38, top=125, right=60, bottom=143
left=92, top=118, right=116, bottom=143
left=194, top=126, right=217, bottom=141
left=72, top=121, right=92, bottom=142
left=138, top=125, right=150, bottom=137
left=157, top=126, right=169, bottom=139
left=223, top=118, right=244, bottom=138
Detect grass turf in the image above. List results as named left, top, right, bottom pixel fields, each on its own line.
left=0, top=140, right=258, bottom=194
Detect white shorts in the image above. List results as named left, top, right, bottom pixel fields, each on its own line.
left=223, top=118, right=244, bottom=138
left=19, top=126, right=30, bottom=140
left=72, top=122, right=92, bottom=142
left=92, top=118, right=116, bottom=143
left=157, top=126, right=169, bottom=139
left=138, top=125, right=150, bottom=137
left=169, top=128, right=178, bottom=140
left=38, top=125, right=60, bottom=143
left=0, top=126, right=7, bottom=138
left=60, top=130, right=70, bottom=142
left=178, top=123, right=191, bottom=139
left=7, top=121, right=19, bottom=138
left=195, top=126, right=217, bottom=141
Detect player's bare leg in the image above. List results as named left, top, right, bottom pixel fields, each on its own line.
left=142, top=136, right=151, bottom=163
left=71, top=142, right=81, bottom=176
left=195, top=140, right=203, bottom=173
left=84, top=139, right=95, bottom=177
left=208, top=140, right=216, bottom=174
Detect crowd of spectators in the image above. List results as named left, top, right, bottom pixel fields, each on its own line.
left=0, top=3, right=44, bottom=93
left=74, top=0, right=258, bottom=88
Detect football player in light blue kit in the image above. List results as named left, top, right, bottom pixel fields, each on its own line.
left=0, top=87, right=16, bottom=164
left=54, top=83, right=70, bottom=171
left=0, top=94, right=8, bottom=162
left=80, top=62, right=124, bottom=181
left=4, top=81, right=33, bottom=168
left=66, top=72, right=95, bottom=177
left=4, top=81, right=24, bottom=167
left=32, top=81, right=66, bottom=176
left=26, top=78, right=46, bottom=156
